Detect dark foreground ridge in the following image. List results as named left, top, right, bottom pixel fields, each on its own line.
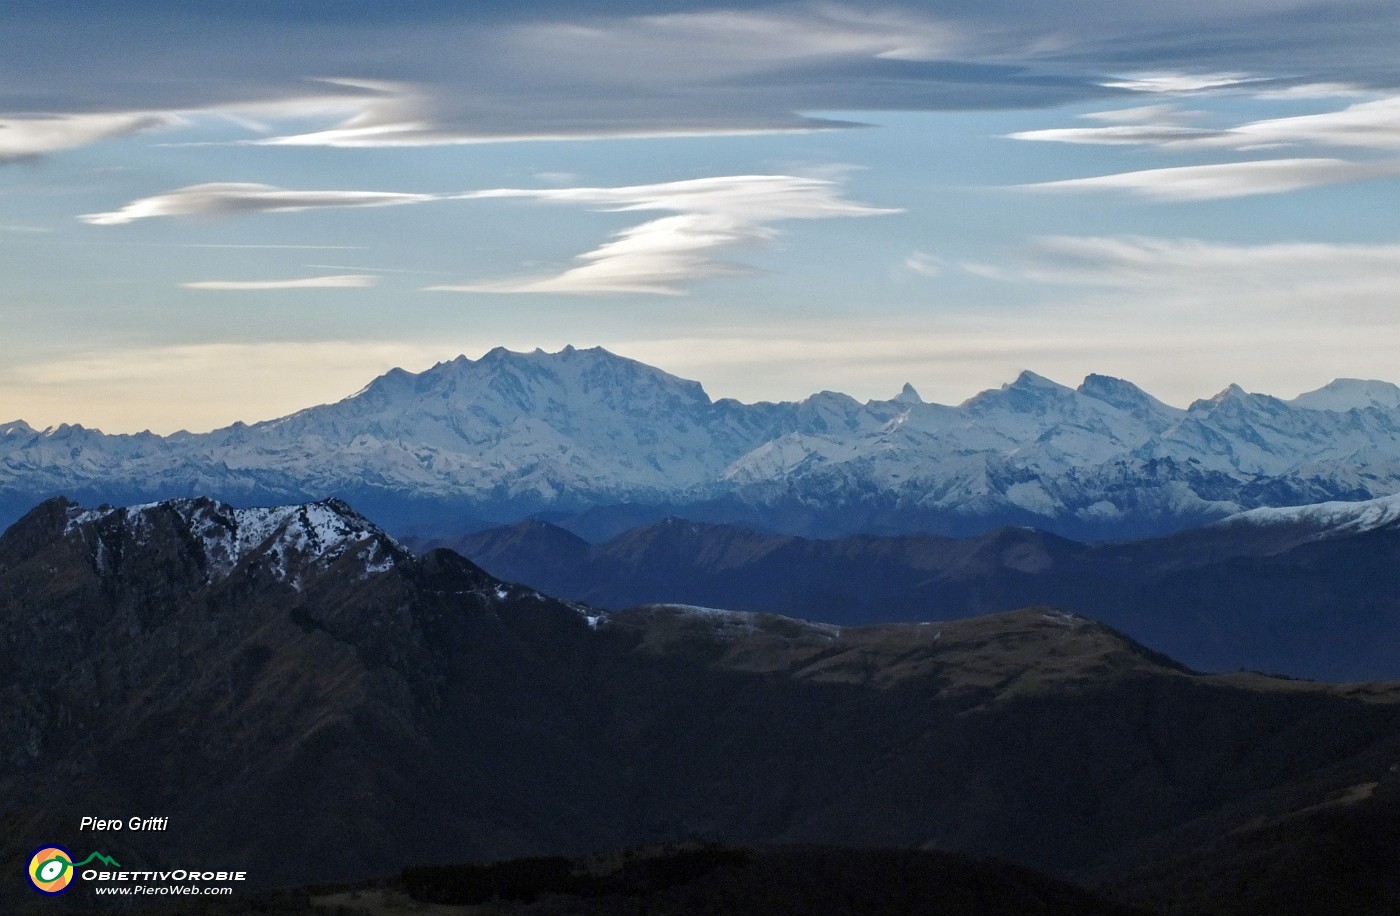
left=3, top=497, right=1400, bottom=915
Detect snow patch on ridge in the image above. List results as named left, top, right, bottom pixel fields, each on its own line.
left=65, top=497, right=404, bottom=583
left=1221, top=493, right=1400, bottom=538
left=647, top=603, right=842, bottom=640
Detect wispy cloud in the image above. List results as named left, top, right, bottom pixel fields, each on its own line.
left=182, top=275, right=377, bottom=291
left=0, top=6, right=1091, bottom=157
left=982, top=235, right=1400, bottom=324
left=509, top=7, right=963, bottom=80
left=161, top=12, right=967, bottom=151
left=11, top=2, right=1400, bottom=160
left=82, top=174, right=895, bottom=294
left=1012, top=235, right=1400, bottom=287
left=1097, top=72, right=1263, bottom=94
left=428, top=175, right=898, bottom=295
left=174, top=244, right=366, bottom=250
left=0, top=112, right=181, bottom=163
left=1080, top=104, right=1200, bottom=124
left=1008, top=124, right=1225, bottom=146
left=1014, top=93, right=1400, bottom=153
left=1222, top=95, right=1400, bottom=151
left=903, top=251, right=943, bottom=277
left=1250, top=82, right=1374, bottom=100
left=1009, top=103, right=1221, bottom=145
left=79, top=183, right=439, bottom=225
left=1011, top=88, right=1400, bottom=200
left=1019, top=157, right=1400, bottom=200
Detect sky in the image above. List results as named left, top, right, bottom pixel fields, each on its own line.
left=5, top=0, right=1400, bottom=433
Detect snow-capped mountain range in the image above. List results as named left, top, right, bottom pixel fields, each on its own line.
left=5, top=345, right=1400, bottom=540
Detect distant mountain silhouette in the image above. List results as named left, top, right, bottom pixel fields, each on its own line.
left=439, top=496, right=1400, bottom=680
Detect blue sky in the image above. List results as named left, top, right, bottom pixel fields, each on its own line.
left=5, top=0, right=1400, bottom=432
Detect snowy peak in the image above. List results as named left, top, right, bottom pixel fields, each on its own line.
left=449, top=344, right=710, bottom=407
left=961, top=370, right=1075, bottom=414
left=1077, top=374, right=1177, bottom=420
left=64, top=497, right=406, bottom=584
left=1009, top=369, right=1065, bottom=391
left=1190, top=383, right=1249, bottom=410
left=893, top=383, right=923, bottom=405
left=333, top=345, right=714, bottom=424
left=1290, top=378, right=1400, bottom=412
left=1185, top=383, right=1295, bottom=421
left=7, top=352, right=1400, bottom=543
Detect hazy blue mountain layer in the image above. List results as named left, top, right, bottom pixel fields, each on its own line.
left=438, top=492, right=1400, bottom=681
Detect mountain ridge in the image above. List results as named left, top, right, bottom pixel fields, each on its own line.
left=440, top=491, right=1400, bottom=681
left=5, top=346, right=1400, bottom=540
left=5, top=494, right=1400, bottom=915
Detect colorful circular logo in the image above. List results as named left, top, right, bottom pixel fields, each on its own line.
left=28, top=846, right=75, bottom=895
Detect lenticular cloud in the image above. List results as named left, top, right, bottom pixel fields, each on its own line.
left=430, top=175, right=899, bottom=295
left=80, top=183, right=439, bottom=226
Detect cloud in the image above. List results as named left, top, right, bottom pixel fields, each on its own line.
left=428, top=175, right=898, bottom=295
left=1008, top=124, right=1226, bottom=145
left=1014, top=235, right=1400, bottom=286
left=1018, top=157, right=1400, bottom=200
left=174, top=244, right=366, bottom=250
left=509, top=7, right=963, bottom=79
left=982, top=235, right=1400, bottom=322
left=1008, top=101, right=1220, bottom=145
left=182, top=275, right=377, bottom=290
left=1013, top=93, right=1400, bottom=153
left=0, top=5, right=1106, bottom=155
left=1080, top=104, right=1200, bottom=124
left=1009, top=90, right=1400, bottom=200
left=79, top=183, right=439, bottom=225
left=1097, top=72, right=1263, bottom=93
left=11, top=2, right=1400, bottom=157
left=1250, top=82, right=1373, bottom=100
left=903, top=251, right=943, bottom=277
left=0, top=111, right=181, bottom=163
left=1223, top=95, right=1400, bottom=151
left=74, top=173, right=896, bottom=296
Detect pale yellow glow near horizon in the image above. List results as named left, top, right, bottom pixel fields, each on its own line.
left=3, top=327, right=1397, bottom=435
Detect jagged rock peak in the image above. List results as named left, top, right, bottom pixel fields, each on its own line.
left=961, top=369, right=1073, bottom=410
left=62, top=496, right=405, bottom=583
left=1189, top=383, right=1250, bottom=411
left=893, top=382, right=923, bottom=405
left=1008, top=370, right=1068, bottom=391
left=1078, top=374, right=1161, bottom=411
